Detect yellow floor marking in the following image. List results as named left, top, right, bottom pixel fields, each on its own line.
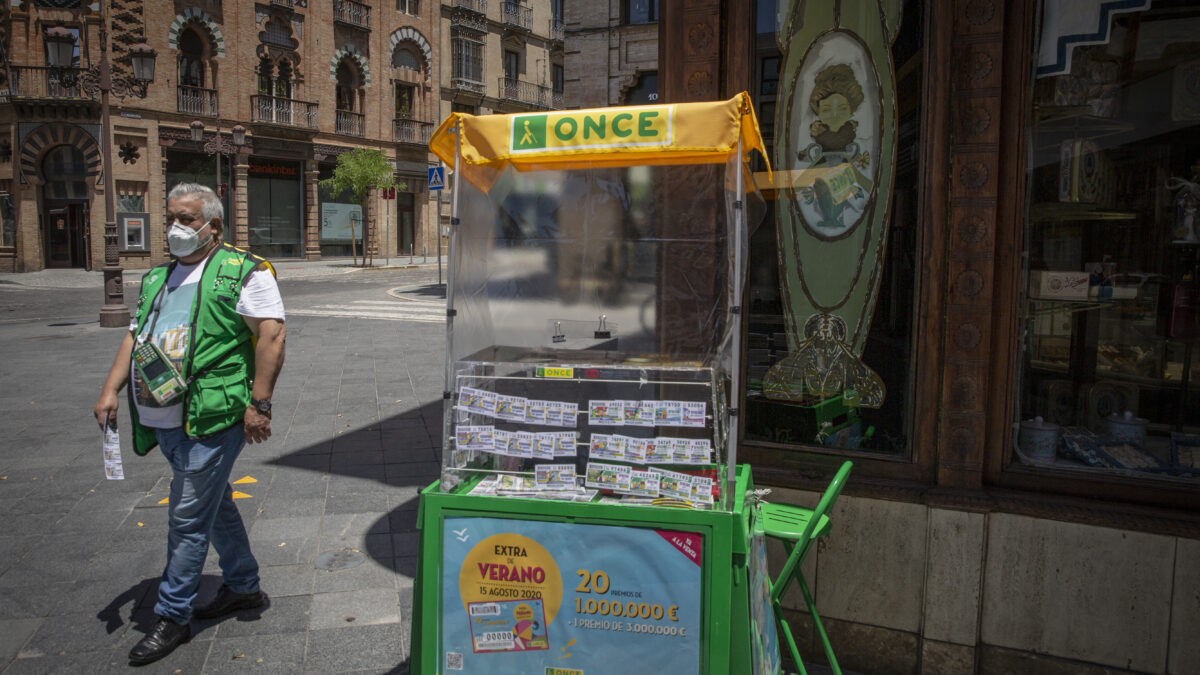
left=232, top=491, right=252, bottom=499
left=158, top=497, right=170, bottom=505
left=233, top=476, right=257, bottom=484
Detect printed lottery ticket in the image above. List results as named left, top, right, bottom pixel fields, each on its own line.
left=683, top=438, right=713, bottom=465
left=455, top=425, right=495, bottom=451
left=551, top=431, right=578, bottom=457
left=659, top=437, right=689, bottom=463
left=585, top=461, right=632, bottom=491
left=589, top=433, right=625, bottom=461
left=588, top=400, right=624, bottom=426
left=495, top=394, right=529, bottom=423
left=495, top=474, right=537, bottom=492
left=469, top=476, right=501, bottom=495
left=681, top=401, right=707, bottom=428
left=546, top=401, right=579, bottom=428
left=509, top=431, right=536, bottom=458
left=535, top=463, right=578, bottom=490
left=490, top=429, right=512, bottom=455
left=534, top=433, right=557, bottom=460
left=690, top=475, right=715, bottom=504
left=624, top=469, right=660, bottom=497
left=623, top=436, right=649, bottom=464
left=525, top=399, right=549, bottom=425
left=652, top=467, right=693, bottom=500
left=623, top=400, right=656, bottom=427
left=458, top=386, right=499, bottom=418
left=102, top=419, right=124, bottom=480
left=645, top=437, right=673, bottom=464
left=655, top=400, right=683, bottom=426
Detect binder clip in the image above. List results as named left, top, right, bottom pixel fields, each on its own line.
left=594, top=315, right=612, bottom=339
left=552, top=321, right=566, bottom=343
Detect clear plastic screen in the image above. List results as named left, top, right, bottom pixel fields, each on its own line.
left=439, top=155, right=764, bottom=510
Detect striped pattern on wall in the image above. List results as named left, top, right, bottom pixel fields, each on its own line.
left=330, top=46, right=371, bottom=87
left=388, top=27, right=432, bottom=82
left=167, top=8, right=226, bottom=58
left=18, top=123, right=103, bottom=186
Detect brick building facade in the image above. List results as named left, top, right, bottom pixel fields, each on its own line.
left=0, top=0, right=444, bottom=272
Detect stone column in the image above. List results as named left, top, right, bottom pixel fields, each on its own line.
left=232, top=154, right=249, bottom=247
left=304, top=162, right=321, bottom=260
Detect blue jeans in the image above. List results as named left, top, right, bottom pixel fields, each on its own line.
left=153, top=424, right=259, bottom=623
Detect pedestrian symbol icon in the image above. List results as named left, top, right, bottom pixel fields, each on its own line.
left=428, top=166, right=445, bottom=191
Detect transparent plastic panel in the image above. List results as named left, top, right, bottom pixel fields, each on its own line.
left=439, top=158, right=756, bottom=511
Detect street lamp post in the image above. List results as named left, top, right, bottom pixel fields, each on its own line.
left=189, top=120, right=246, bottom=230
left=45, top=7, right=157, bottom=328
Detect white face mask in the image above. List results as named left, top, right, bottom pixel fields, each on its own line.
left=167, top=220, right=212, bottom=257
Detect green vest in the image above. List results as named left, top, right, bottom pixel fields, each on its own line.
left=128, top=244, right=275, bottom=456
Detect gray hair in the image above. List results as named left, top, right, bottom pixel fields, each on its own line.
left=167, top=183, right=224, bottom=223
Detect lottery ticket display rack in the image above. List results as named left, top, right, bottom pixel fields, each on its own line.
left=413, top=94, right=781, bottom=675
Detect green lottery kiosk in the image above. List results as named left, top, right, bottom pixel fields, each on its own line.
left=412, top=93, right=781, bottom=675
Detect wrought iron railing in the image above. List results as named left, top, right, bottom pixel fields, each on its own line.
left=451, top=0, right=486, bottom=13
left=394, top=119, right=434, bottom=145
left=333, top=0, right=371, bottom=29
left=6, top=65, right=97, bottom=100
left=501, top=1, right=532, bottom=30
left=499, top=77, right=555, bottom=108
left=336, top=110, right=365, bottom=136
left=550, top=17, right=565, bottom=41
left=177, top=85, right=218, bottom=116
left=270, top=0, right=294, bottom=8
left=251, top=94, right=319, bottom=129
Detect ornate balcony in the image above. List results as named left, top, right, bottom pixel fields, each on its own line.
left=333, top=0, right=371, bottom=30
left=451, top=77, right=486, bottom=95
left=450, top=0, right=486, bottom=13
left=251, top=94, right=319, bottom=129
left=177, top=85, right=218, bottom=117
left=394, top=118, right=434, bottom=146
left=501, top=1, right=532, bottom=30
left=550, top=17, right=564, bottom=41
left=6, top=65, right=98, bottom=101
left=336, top=109, right=365, bottom=137
left=499, top=77, right=556, bottom=109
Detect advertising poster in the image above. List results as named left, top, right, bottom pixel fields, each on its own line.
left=441, top=517, right=704, bottom=674
left=748, top=529, right=782, bottom=675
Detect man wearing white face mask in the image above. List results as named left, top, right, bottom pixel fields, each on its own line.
left=93, top=183, right=286, bottom=665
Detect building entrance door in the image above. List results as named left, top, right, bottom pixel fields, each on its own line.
left=44, top=201, right=90, bottom=269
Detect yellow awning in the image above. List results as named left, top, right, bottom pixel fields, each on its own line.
left=428, top=92, right=771, bottom=177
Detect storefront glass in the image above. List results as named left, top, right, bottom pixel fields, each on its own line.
left=1016, top=2, right=1200, bottom=481
left=317, top=162, right=363, bottom=258
left=247, top=158, right=303, bottom=258
left=743, top=0, right=923, bottom=457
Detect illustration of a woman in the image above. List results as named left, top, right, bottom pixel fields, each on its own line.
left=806, top=64, right=865, bottom=165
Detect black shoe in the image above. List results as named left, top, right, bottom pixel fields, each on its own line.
left=128, top=617, right=190, bottom=665
left=194, top=584, right=267, bottom=620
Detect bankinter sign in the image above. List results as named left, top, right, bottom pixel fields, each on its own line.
left=509, top=106, right=674, bottom=154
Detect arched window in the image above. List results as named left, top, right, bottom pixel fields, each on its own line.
left=275, top=60, right=293, bottom=99
left=257, top=57, right=273, bottom=95
left=178, top=26, right=206, bottom=88
left=392, top=45, right=420, bottom=72
left=336, top=60, right=357, bottom=112
left=42, top=145, right=88, bottom=201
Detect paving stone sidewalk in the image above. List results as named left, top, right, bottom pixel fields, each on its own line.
left=0, top=300, right=445, bottom=673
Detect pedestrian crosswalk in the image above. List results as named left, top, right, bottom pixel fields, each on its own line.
left=288, top=299, right=445, bottom=323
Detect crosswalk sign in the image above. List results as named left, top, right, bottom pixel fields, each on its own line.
left=427, top=166, right=445, bottom=191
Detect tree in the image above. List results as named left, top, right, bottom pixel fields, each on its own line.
left=318, top=148, right=403, bottom=266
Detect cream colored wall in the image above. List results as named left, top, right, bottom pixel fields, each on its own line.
left=765, top=489, right=1200, bottom=674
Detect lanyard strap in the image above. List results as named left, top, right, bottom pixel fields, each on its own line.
left=136, top=283, right=169, bottom=345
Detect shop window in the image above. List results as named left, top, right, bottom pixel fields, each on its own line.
left=743, top=0, right=924, bottom=459
left=1015, top=3, right=1200, bottom=481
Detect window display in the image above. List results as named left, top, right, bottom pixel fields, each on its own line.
left=1016, top=2, right=1200, bottom=481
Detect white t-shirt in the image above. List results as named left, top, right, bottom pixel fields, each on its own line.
left=131, top=261, right=284, bottom=429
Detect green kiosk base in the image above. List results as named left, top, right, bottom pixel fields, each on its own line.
left=411, top=465, right=776, bottom=675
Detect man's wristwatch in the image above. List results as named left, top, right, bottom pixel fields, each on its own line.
left=250, top=398, right=272, bottom=416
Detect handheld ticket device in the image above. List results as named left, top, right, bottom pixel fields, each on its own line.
left=134, top=341, right=186, bottom=405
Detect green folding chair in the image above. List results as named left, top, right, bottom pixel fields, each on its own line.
left=758, top=460, right=853, bottom=675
